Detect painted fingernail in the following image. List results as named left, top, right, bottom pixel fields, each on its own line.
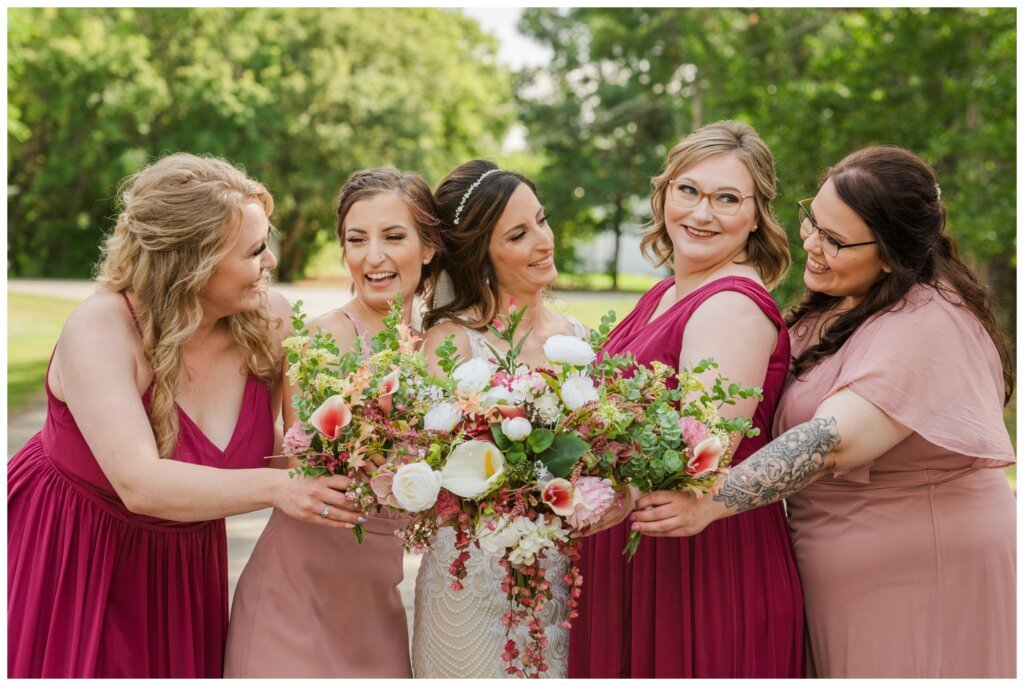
left=357, top=516, right=367, bottom=523
left=344, top=523, right=355, bottom=529
left=631, top=523, right=639, bottom=531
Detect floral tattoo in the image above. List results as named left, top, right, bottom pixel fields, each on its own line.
left=712, top=417, right=840, bottom=512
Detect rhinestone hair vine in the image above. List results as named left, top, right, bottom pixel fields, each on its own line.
left=453, top=168, right=501, bottom=226
left=935, top=183, right=942, bottom=200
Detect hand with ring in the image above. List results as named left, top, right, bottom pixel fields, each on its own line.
left=271, top=472, right=366, bottom=528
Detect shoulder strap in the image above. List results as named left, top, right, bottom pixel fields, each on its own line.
left=341, top=309, right=371, bottom=341
left=121, top=291, right=144, bottom=338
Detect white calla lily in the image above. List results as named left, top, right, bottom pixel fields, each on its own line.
left=440, top=440, right=506, bottom=498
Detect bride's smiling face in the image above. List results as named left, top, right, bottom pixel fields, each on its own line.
left=487, top=183, right=557, bottom=295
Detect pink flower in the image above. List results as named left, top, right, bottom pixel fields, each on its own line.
left=435, top=489, right=463, bottom=522
left=496, top=404, right=527, bottom=419
left=282, top=421, right=312, bottom=455
left=565, top=476, right=616, bottom=529
left=679, top=416, right=710, bottom=448
left=541, top=478, right=576, bottom=516
left=686, top=436, right=725, bottom=478
left=377, top=370, right=400, bottom=415
left=309, top=395, right=352, bottom=440
left=369, top=471, right=394, bottom=500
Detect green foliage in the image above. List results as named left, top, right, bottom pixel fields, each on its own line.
left=8, top=8, right=514, bottom=279
left=7, top=293, right=78, bottom=412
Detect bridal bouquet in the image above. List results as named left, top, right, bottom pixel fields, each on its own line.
left=280, top=298, right=439, bottom=542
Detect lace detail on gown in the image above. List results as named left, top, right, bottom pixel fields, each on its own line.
left=411, top=316, right=584, bottom=678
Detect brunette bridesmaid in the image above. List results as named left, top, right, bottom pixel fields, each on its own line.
left=223, top=168, right=442, bottom=677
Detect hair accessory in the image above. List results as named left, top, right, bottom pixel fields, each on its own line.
left=935, top=183, right=942, bottom=200
left=453, top=168, right=501, bottom=226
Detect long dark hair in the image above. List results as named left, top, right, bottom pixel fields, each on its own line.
left=423, top=159, right=536, bottom=330
left=788, top=146, right=1014, bottom=403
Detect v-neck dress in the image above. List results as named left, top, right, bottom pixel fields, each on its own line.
left=7, top=293, right=274, bottom=677
left=569, top=275, right=804, bottom=678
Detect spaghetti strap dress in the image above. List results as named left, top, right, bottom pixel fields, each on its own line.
left=569, top=275, right=804, bottom=678
left=224, top=309, right=412, bottom=678
left=775, top=284, right=1015, bottom=677
left=7, top=292, right=274, bottom=677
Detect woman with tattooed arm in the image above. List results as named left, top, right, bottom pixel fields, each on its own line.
left=631, top=147, right=1016, bottom=678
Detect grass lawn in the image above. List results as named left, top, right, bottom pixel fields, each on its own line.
left=8, top=293, right=78, bottom=413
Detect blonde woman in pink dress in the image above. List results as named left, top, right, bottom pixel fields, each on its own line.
left=224, top=168, right=442, bottom=677
left=631, top=146, right=1015, bottom=678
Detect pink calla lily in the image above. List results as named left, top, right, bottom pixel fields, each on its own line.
left=541, top=478, right=576, bottom=516
left=496, top=404, right=528, bottom=419
left=377, top=370, right=400, bottom=415
left=686, top=436, right=725, bottom=478
left=309, top=395, right=352, bottom=440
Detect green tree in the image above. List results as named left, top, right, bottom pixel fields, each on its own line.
left=8, top=8, right=515, bottom=280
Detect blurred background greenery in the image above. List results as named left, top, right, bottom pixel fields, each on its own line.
left=6, top=8, right=1016, bottom=460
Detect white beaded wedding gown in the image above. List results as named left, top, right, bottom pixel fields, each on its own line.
left=411, top=320, right=584, bottom=678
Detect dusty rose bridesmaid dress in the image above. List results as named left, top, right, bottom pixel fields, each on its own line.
left=776, top=284, right=1016, bottom=677
left=8, top=293, right=273, bottom=677
left=569, top=276, right=804, bottom=678
left=223, top=310, right=412, bottom=677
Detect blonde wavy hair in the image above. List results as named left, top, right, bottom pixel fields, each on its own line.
left=95, top=153, right=280, bottom=459
left=641, top=120, right=791, bottom=288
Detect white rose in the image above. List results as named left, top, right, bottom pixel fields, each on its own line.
left=423, top=402, right=463, bottom=432
left=501, top=416, right=533, bottom=442
left=476, top=515, right=523, bottom=555
left=560, top=372, right=599, bottom=411
left=543, top=334, right=596, bottom=367
left=390, top=462, right=443, bottom=512
left=452, top=358, right=496, bottom=394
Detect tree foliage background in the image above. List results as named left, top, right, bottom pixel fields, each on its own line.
left=7, top=7, right=1015, bottom=335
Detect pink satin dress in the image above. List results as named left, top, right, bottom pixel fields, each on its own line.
left=223, top=310, right=411, bottom=677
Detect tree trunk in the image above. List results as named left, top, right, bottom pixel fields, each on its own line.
left=608, top=195, right=625, bottom=291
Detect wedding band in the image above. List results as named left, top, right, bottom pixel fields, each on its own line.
left=320, top=504, right=330, bottom=519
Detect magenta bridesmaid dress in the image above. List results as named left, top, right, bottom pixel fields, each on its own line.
left=569, top=276, right=804, bottom=678
left=7, top=293, right=273, bottom=677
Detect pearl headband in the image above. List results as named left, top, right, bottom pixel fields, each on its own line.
left=453, top=168, right=501, bottom=226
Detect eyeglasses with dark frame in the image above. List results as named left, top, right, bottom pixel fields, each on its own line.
left=668, top=179, right=754, bottom=216
left=797, top=198, right=877, bottom=258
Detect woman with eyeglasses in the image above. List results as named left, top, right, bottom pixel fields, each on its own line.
left=629, top=146, right=1015, bottom=678
left=569, top=120, right=804, bottom=678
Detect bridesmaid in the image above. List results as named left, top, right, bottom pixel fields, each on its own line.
left=570, top=120, right=804, bottom=678
left=637, top=146, right=1016, bottom=678
left=7, top=153, right=360, bottom=678
left=224, top=168, right=442, bottom=677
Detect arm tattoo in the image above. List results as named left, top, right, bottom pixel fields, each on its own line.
left=712, top=417, right=840, bottom=513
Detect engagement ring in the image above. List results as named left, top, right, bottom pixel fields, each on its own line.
left=320, top=504, right=330, bottom=519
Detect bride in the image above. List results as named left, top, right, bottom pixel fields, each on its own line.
left=412, top=160, right=585, bottom=678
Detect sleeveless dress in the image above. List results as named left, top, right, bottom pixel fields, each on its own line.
left=224, top=311, right=411, bottom=678
left=411, top=315, right=586, bottom=678
left=569, top=276, right=804, bottom=678
left=775, top=284, right=1016, bottom=678
left=7, top=292, right=273, bottom=678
